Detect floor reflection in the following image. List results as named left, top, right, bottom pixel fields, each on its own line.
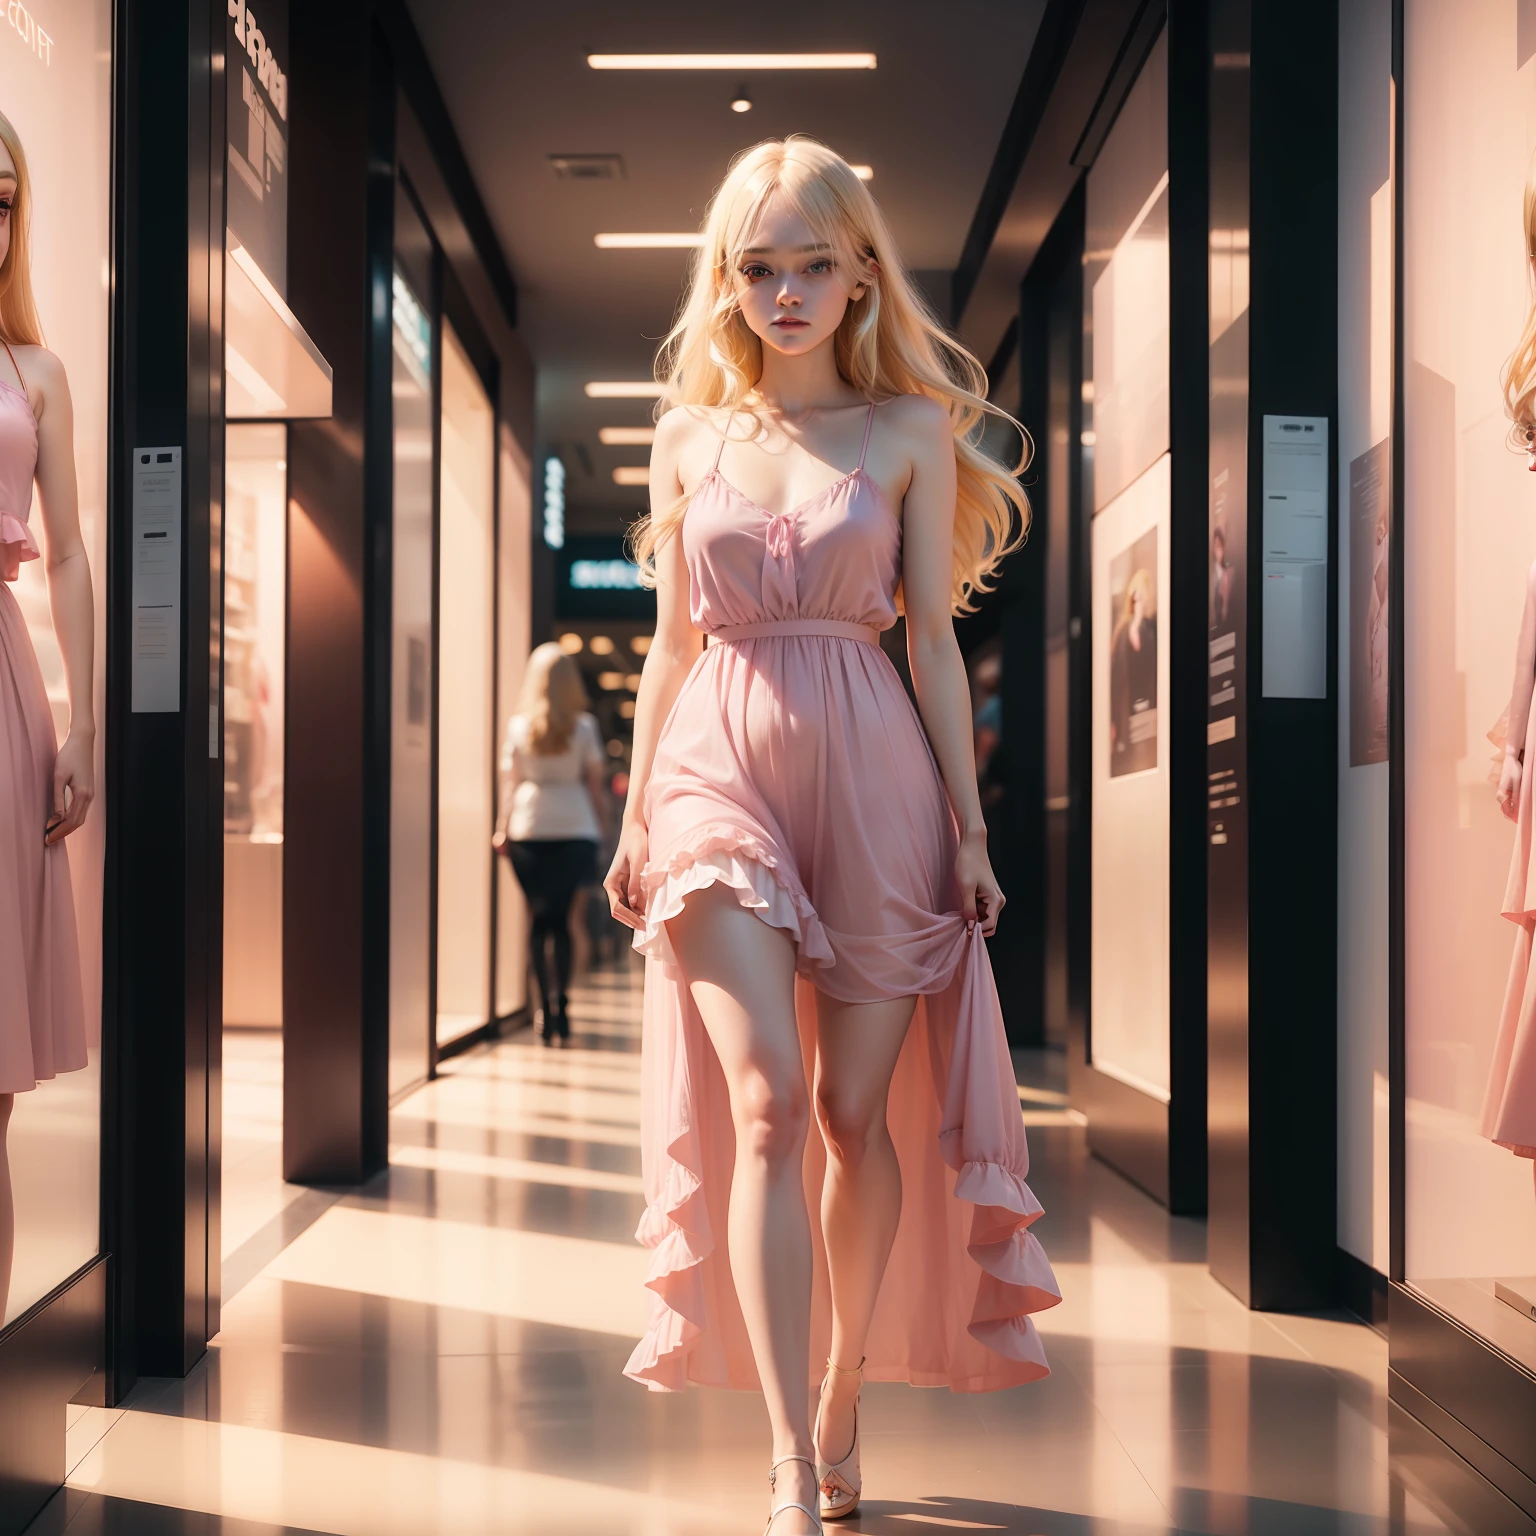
left=33, top=961, right=1536, bottom=1534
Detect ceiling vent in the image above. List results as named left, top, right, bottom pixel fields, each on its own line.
left=547, top=153, right=627, bottom=182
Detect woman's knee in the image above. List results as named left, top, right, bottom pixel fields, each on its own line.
left=734, top=1068, right=810, bottom=1167
left=815, top=1083, right=884, bottom=1167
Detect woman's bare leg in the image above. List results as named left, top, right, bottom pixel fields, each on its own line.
left=813, top=992, right=918, bottom=1464
left=665, top=886, right=818, bottom=1532
left=0, top=1094, right=14, bottom=1322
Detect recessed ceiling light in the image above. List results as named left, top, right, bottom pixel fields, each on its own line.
left=588, top=53, right=877, bottom=71
left=731, top=85, right=753, bottom=113
left=612, top=466, right=650, bottom=486
left=558, top=632, right=584, bottom=654
left=850, top=165, right=874, bottom=181
left=585, top=381, right=666, bottom=398
left=599, top=427, right=657, bottom=446
left=594, top=232, right=704, bottom=249
left=589, top=635, right=615, bottom=655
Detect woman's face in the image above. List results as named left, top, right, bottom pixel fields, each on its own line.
left=1131, top=585, right=1145, bottom=620
left=729, top=195, right=867, bottom=362
left=0, top=142, right=18, bottom=275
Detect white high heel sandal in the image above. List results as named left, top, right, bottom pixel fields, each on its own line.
left=814, top=1357, right=865, bottom=1520
left=765, top=1455, right=823, bottom=1534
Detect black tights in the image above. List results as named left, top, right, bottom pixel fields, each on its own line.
left=506, top=839, right=597, bottom=1021
left=528, top=908, right=574, bottom=1019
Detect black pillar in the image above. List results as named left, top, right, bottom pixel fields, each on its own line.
left=282, top=5, right=393, bottom=1184
left=108, top=0, right=225, bottom=1389
left=1206, top=0, right=1340, bottom=1309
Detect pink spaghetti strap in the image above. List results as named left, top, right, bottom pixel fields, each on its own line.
left=2, top=340, right=25, bottom=395
left=857, top=400, right=876, bottom=470
left=713, top=411, right=734, bottom=472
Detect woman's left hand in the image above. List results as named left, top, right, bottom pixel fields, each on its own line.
left=45, top=729, right=94, bottom=845
left=955, top=828, right=1004, bottom=937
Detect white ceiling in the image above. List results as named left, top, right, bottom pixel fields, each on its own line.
left=406, top=1, right=1046, bottom=526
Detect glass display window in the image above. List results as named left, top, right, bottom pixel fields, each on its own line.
left=389, top=252, right=434, bottom=1095
left=222, top=423, right=286, bottom=1033
left=435, top=318, right=495, bottom=1050
left=1085, top=28, right=1172, bottom=1103
left=1402, top=0, right=1536, bottom=1373
left=1, top=0, right=112, bottom=1328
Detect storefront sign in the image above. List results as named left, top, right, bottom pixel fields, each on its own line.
left=131, top=446, right=182, bottom=713
left=227, top=0, right=288, bottom=296
left=543, top=456, right=565, bottom=549
left=570, top=558, right=641, bottom=590
left=3, top=1, right=53, bottom=65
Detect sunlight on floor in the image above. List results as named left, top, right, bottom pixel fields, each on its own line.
left=54, top=959, right=1517, bottom=1535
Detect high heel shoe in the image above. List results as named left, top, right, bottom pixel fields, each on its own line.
left=765, top=1455, right=822, bottom=1534
left=814, top=1357, right=864, bottom=1520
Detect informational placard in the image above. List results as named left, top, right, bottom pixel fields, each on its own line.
left=1261, top=414, right=1329, bottom=699
left=131, top=446, right=182, bottom=713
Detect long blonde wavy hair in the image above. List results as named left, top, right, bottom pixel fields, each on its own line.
left=629, top=136, right=1029, bottom=613
left=0, top=111, right=43, bottom=348
left=516, top=642, right=589, bottom=755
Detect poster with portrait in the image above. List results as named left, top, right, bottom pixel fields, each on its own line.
left=1349, top=439, right=1390, bottom=766
left=1108, top=527, right=1160, bottom=777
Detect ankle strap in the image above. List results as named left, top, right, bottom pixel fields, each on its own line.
left=825, top=1356, right=865, bottom=1375
left=769, top=1454, right=815, bottom=1480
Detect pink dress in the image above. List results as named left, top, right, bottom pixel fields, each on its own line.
left=625, top=402, right=1060, bottom=1394
left=1486, top=670, right=1536, bottom=1157
left=0, top=361, right=87, bottom=1096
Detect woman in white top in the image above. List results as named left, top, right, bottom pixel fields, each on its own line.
left=494, top=642, right=609, bottom=1043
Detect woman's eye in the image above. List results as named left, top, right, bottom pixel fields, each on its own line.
left=741, top=264, right=771, bottom=282
left=807, top=259, right=833, bottom=275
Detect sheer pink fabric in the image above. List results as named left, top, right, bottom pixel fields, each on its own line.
left=624, top=405, right=1060, bottom=1393
left=0, top=377, right=86, bottom=1095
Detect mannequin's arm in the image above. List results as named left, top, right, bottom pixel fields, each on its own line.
left=32, top=351, right=94, bottom=844
left=1498, top=561, right=1536, bottom=820
left=1508, top=562, right=1536, bottom=756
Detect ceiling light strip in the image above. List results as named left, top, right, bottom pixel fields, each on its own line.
left=599, top=427, right=657, bottom=446
left=585, top=381, right=667, bottom=398
left=587, top=52, right=876, bottom=71
left=594, top=233, right=704, bottom=249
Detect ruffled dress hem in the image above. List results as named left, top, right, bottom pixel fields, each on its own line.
left=621, top=832, right=1061, bottom=1395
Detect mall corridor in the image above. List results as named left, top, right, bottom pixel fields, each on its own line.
left=17, top=964, right=1522, bottom=1536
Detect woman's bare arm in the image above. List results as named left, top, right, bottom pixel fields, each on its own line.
left=898, top=396, right=1005, bottom=932
left=30, top=349, right=95, bottom=844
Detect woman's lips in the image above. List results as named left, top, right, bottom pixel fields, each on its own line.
left=773, top=317, right=809, bottom=327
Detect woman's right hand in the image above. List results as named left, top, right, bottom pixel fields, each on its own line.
left=1499, top=752, right=1524, bottom=822
left=604, top=818, right=650, bottom=931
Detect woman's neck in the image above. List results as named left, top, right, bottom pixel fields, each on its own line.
left=752, top=334, right=863, bottom=415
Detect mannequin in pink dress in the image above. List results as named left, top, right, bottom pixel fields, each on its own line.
left=0, top=113, right=96, bottom=1322
left=605, top=139, right=1059, bottom=1534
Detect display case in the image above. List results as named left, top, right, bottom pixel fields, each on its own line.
left=0, top=0, right=111, bottom=1337
left=1392, top=0, right=1536, bottom=1507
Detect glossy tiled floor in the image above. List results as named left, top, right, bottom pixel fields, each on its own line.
left=29, top=962, right=1536, bottom=1535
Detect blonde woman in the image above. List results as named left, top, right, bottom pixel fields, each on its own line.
left=495, top=642, right=607, bottom=1044
left=603, top=138, right=1059, bottom=1532
left=0, top=111, right=94, bottom=1320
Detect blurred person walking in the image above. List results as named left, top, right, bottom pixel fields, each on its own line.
left=494, top=642, right=608, bottom=1044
